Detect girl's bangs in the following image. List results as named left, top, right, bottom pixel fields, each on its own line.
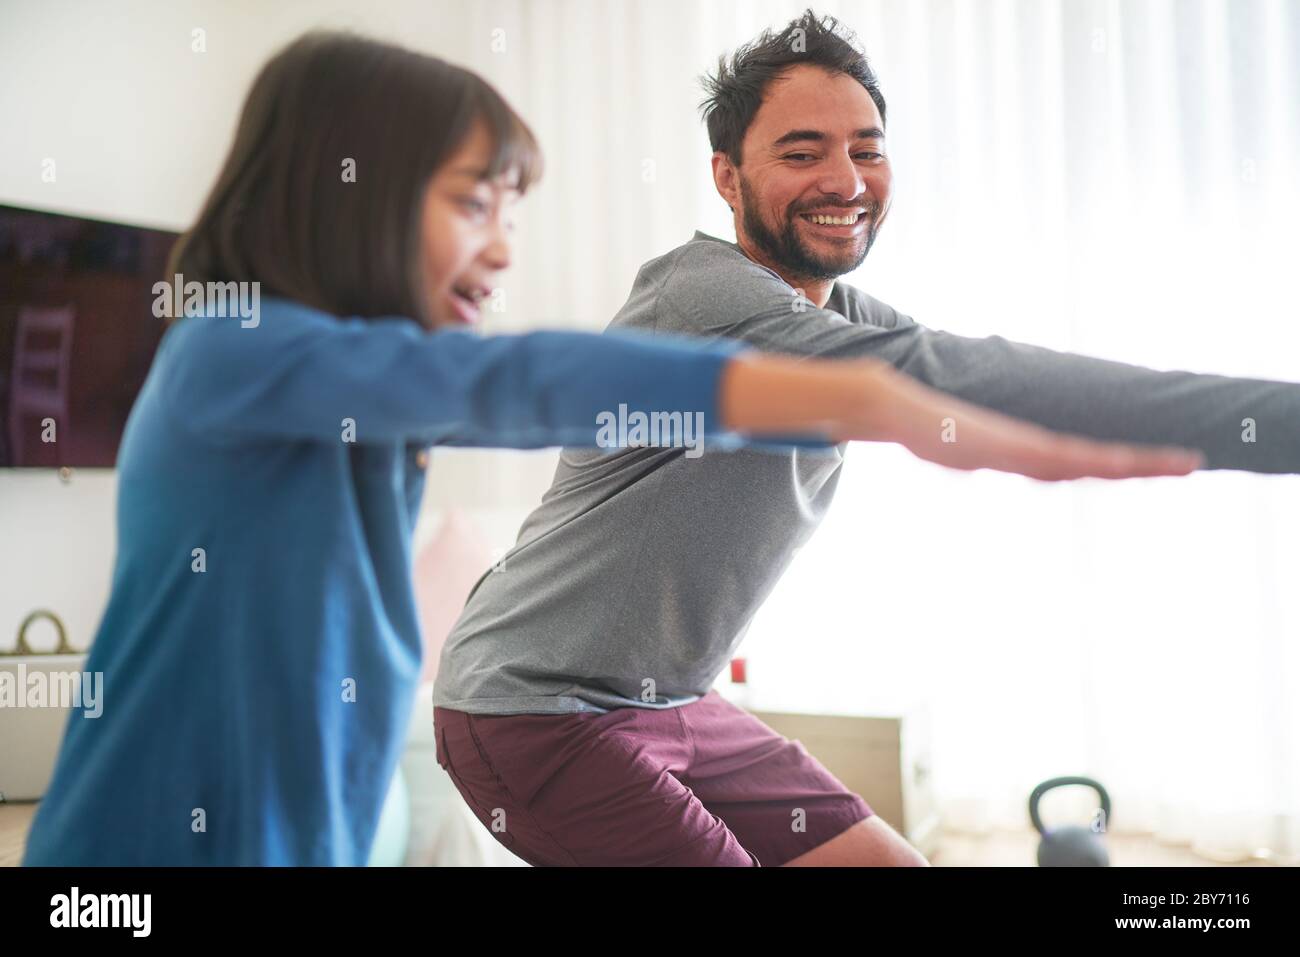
left=473, top=82, right=543, bottom=193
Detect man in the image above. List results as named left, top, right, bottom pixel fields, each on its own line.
left=431, top=11, right=1300, bottom=866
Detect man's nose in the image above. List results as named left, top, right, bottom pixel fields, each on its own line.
left=817, top=151, right=868, bottom=203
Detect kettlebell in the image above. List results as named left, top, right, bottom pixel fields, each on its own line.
left=1029, top=775, right=1111, bottom=867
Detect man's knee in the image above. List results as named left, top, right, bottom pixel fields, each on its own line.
left=783, top=816, right=930, bottom=866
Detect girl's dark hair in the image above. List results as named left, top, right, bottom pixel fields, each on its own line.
left=699, top=9, right=886, bottom=165
left=167, top=31, right=541, bottom=327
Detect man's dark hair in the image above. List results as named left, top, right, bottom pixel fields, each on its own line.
left=699, top=9, right=886, bottom=165
left=167, top=31, right=541, bottom=328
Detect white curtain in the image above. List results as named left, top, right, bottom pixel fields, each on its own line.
left=448, top=0, right=1300, bottom=863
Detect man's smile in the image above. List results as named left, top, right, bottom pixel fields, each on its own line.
left=796, top=207, right=870, bottom=238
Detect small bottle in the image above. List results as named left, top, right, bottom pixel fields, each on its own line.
left=729, top=656, right=752, bottom=710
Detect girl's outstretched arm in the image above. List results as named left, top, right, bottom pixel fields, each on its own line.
left=159, top=297, right=1201, bottom=479
left=157, top=299, right=752, bottom=448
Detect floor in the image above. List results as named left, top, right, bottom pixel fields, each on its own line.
left=929, top=827, right=1278, bottom=867
left=0, top=800, right=1280, bottom=867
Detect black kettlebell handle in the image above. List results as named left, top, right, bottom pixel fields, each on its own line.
left=1029, top=776, right=1111, bottom=836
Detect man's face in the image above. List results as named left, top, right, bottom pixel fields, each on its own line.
left=719, top=64, right=892, bottom=283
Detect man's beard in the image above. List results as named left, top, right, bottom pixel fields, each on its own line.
left=738, top=175, right=879, bottom=283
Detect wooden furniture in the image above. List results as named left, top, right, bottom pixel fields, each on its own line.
left=720, top=683, right=940, bottom=857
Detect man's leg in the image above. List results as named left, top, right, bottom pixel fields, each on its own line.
left=434, top=704, right=758, bottom=865
left=781, top=815, right=930, bottom=866
left=678, top=691, right=926, bottom=865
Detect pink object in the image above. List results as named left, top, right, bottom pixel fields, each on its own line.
left=7, top=304, right=75, bottom=465
left=412, top=509, right=494, bottom=683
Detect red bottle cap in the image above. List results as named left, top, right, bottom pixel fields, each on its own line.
left=730, top=657, right=747, bottom=683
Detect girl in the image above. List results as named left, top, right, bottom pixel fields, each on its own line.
left=22, top=31, right=1197, bottom=866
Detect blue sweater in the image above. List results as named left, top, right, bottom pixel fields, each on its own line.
left=21, top=296, right=756, bottom=866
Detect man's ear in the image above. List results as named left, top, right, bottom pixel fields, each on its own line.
left=711, top=152, right=740, bottom=212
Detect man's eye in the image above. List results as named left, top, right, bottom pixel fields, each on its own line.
left=785, top=153, right=815, bottom=162
left=857, top=152, right=884, bottom=161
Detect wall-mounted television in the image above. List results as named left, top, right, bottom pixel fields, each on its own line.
left=0, top=203, right=177, bottom=468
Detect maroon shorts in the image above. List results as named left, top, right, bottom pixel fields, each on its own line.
left=433, top=690, right=873, bottom=866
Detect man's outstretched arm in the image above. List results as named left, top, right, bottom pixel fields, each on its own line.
left=665, top=273, right=1297, bottom=473
left=860, top=322, right=1290, bottom=474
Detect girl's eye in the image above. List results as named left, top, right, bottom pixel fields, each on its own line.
left=460, top=197, right=491, bottom=215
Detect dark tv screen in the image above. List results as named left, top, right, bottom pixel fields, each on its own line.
left=0, top=203, right=177, bottom=468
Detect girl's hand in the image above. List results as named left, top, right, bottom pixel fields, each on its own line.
left=720, top=354, right=1204, bottom=481
left=843, top=358, right=1204, bottom=480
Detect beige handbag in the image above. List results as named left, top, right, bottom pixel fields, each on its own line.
left=0, top=610, right=90, bottom=802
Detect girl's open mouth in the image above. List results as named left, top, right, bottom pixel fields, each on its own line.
left=449, top=287, right=485, bottom=324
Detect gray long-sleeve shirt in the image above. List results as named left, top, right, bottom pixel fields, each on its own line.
left=431, top=230, right=1299, bottom=715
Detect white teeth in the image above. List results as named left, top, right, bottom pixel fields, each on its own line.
left=806, top=213, right=859, bottom=225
